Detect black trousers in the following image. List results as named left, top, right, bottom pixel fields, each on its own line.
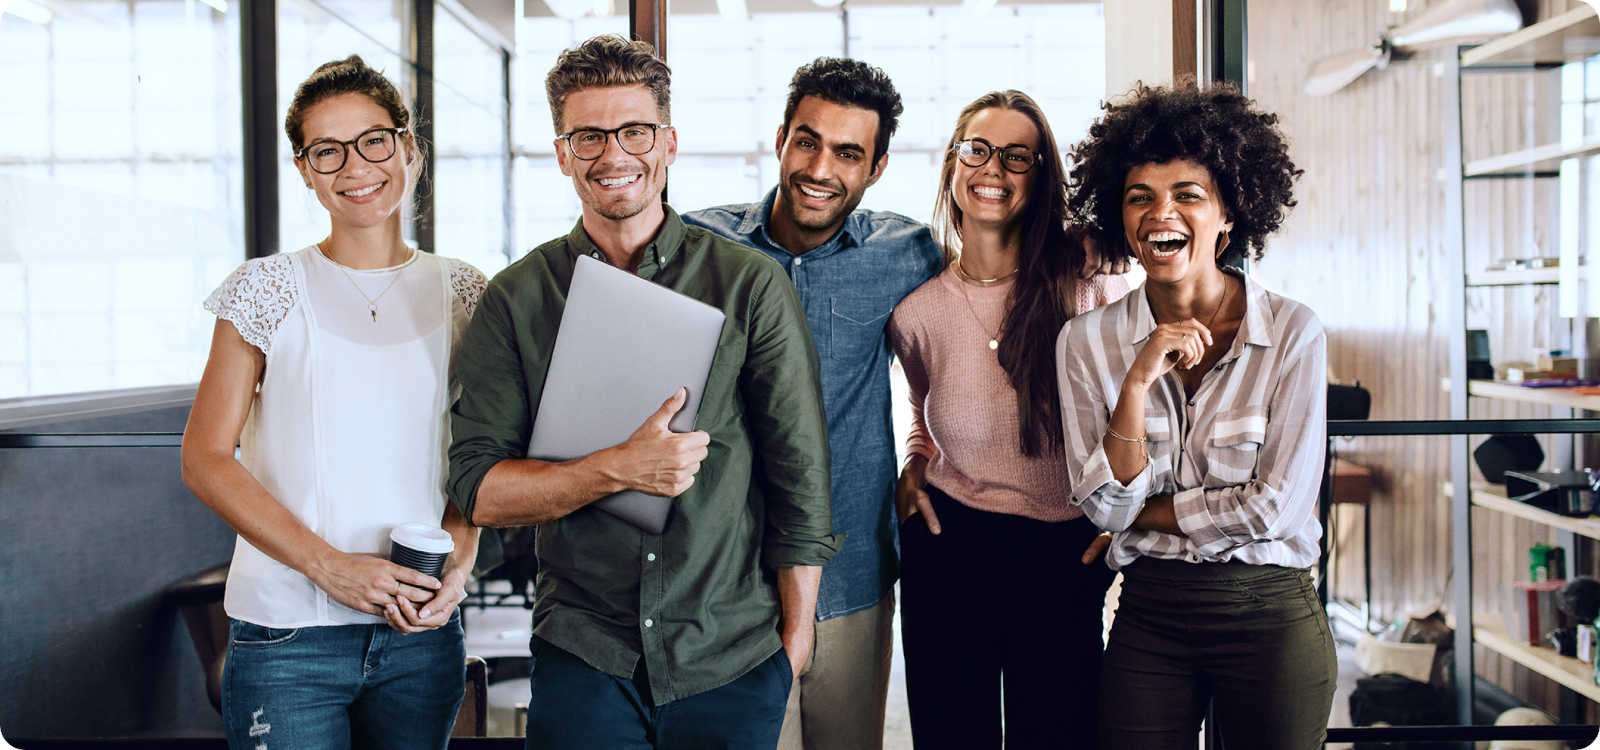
left=1097, top=557, right=1337, bottom=750
left=900, top=484, right=1116, bottom=750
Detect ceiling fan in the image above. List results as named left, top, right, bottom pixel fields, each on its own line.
left=1303, top=0, right=1524, bottom=96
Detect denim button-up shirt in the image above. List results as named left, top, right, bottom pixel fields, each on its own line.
left=686, top=189, right=943, bottom=619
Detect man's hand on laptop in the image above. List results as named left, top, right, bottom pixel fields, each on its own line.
left=604, top=387, right=712, bottom=497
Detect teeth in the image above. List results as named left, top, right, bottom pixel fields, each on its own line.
left=1147, top=231, right=1186, bottom=242
left=973, top=186, right=1007, bottom=199
left=798, top=185, right=834, bottom=199
left=341, top=182, right=383, bottom=198
left=598, top=175, right=640, bottom=188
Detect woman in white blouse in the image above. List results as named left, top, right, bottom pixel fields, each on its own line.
left=181, top=56, right=484, bottom=749
left=1056, top=83, right=1333, bottom=749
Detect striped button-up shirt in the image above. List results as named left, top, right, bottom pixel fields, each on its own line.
left=1055, top=269, right=1326, bottom=571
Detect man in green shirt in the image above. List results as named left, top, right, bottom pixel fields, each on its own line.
left=446, top=35, right=839, bottom=749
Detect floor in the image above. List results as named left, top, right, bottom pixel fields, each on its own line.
left=461, top=580, right=1358, bottom=748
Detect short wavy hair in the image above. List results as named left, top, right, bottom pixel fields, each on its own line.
left=546, top=35, right=671, bottom=135
left=1066, top=81, right=1301, bottom=265
left=782, top=57, right=903, bottom=164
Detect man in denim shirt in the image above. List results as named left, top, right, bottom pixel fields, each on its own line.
left=684, top=58, right=942, bottom=750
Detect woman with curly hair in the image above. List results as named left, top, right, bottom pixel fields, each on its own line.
left=1055, top=82, right=1333, bottom=749
left=888, top=90, right=1127, bottom=749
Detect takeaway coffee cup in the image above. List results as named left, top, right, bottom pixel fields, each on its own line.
left=389, top=523, right=454, bottom=579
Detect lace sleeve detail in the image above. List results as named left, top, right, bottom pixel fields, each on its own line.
left=202, top=255, right=299, bottom=355
left=447, top=258, right=489, bottom=320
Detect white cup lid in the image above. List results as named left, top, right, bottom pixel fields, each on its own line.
left=390, top=522, right=455, bottom=554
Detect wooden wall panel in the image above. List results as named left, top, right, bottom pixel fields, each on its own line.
left=1246, top=0, right=1587, bottom=720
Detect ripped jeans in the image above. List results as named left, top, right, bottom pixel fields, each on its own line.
left=221, top=613, right=465, bottom=750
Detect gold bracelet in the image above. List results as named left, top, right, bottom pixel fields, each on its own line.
left=1106, top=425, right=1148, bottom=464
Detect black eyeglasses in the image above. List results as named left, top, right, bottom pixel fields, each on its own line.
left=953, top=138, right=1039, bottom=174
left=557, top=123, right=667, bottom=161
left=296, top=127, right=407, bottom=174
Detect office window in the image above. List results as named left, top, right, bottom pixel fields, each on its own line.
left=510, top=11, right=629, bottom=254
left=433, top=3, right=511, bottom=274
left=277, top=0, right=412, bottom=255
left=0, top=0, right=243, bottom=398
left=665, top=0, right=844, bottom=214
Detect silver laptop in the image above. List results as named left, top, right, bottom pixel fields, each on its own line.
left=526, top=254, right=727, bottom=533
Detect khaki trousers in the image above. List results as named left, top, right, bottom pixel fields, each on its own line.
left=777, top=592, right=895, bottom=750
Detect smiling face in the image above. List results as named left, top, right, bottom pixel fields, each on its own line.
left=1121, top=158, right=1234, bottom=285
left=949, top=106, right=1037, bottom=232
left=295, top=93, right=413, bottom=230
left=555, top=84, right=676, bottom=226
left=772, top=95, right=884, bottom=245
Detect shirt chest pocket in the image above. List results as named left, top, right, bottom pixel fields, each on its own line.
left=829, top=296, right=891, bottom=364
left=1204, top=404, right=1267, bottom=488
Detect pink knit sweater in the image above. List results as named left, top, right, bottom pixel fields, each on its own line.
left=888, top=267, right=1129, bottom=521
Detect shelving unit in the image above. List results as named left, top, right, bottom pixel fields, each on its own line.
left=1461, top=6, right=1600, bottom=68
left=1465, top=135, right=1600, bottom=177
left=1467, top=380, right=1600, bottom=411
left=1467, top=267, right=1563, bottom=286
left=1445, top=3, right=1600, bottom=724
left=1444, top=480, right=1600, bottom=541
left=1474, top=625, right=1600, bottom=702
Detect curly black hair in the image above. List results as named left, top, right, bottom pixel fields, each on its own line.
left=1065, top=82, right=1301, bottom=265
left=783, top=57, right=903, bottom=164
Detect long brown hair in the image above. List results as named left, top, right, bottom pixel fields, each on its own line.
left=932, top=90, right=1100, bottom=458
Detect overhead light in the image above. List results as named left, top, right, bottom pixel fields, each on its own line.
left=715, top=0, right=745, bottom=21
left=197, top=0, right=227, bottom=12
left=1389, top=0, right=1407, bottom=11
left=811, top=0, right=843, bottom=8
left=2, top=0, right=53, bottom=24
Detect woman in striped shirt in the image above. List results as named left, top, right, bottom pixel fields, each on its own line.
left=1056, top=83, right=1334, bottom=750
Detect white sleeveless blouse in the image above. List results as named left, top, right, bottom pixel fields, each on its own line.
left=204, top=246, right=486, bottom=628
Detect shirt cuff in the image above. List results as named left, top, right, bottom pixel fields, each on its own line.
left=763, top=532, right=845, bottom=569
left=1071, top=446, right=1153, bottom=532
left=1172, top=486, right=1239, bottom=557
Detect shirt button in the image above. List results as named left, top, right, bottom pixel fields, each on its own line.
left=646, top=553, right=656, bottom=562
left=793, top=258, right=802, bottom=266
left=644, top=618, right=654, bottom=628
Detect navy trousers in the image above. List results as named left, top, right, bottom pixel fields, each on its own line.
left=524, top=635, right=792, bottom=750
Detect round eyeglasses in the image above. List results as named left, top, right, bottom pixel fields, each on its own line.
left=557, top=123, right=667, bottom=161
left=953, top=138, right=1039, bottom=174
left=296, top=127, right=406, bottom=174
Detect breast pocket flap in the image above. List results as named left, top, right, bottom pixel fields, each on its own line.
left=1210, top=405, right=1267, bottom=448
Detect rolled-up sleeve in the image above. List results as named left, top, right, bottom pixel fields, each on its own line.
left=742, top=268, right=842, bottom=569
left=1172, top=318, right=1327, bottom=557
left=1056, top=318, right=1153, bottom=532
left=446, top=281, right=531, bottom=524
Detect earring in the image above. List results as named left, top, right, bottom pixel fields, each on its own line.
left=1215, top=230, right=1231, bottom=258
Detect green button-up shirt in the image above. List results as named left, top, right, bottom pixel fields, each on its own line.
left=447, top=206, right=840, bottom=704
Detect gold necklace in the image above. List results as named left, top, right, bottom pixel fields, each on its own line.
left=317, top=241, right=412, bottom=323
left=953, top=265, right=1007, bottom=351
left=953, top=255, right=1018, bottom=286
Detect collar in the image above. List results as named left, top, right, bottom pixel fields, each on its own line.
left=1129, top=266, right=1275, bottom=359
left=744, top=187, right=864, bottom=258
left=565, top=203, right=687, bottom=277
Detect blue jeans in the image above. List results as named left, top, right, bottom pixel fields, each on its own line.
left=221, top=613, right=465, bottom=750
left=524, top=636, right=792, bottom=750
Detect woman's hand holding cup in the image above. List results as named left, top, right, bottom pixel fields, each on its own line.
left=310, top=549, right=442, bottom=617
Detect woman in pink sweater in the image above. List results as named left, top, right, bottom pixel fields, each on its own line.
left=887, top=90, right=1129, bottom=750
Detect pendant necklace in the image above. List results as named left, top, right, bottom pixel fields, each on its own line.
left=318, top=241, right=411, bottom=323
left=953, top=256, right=1016, bottom=351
